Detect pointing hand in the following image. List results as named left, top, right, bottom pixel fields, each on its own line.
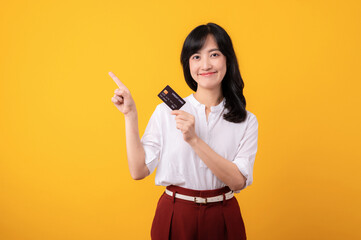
left=109, top=72, right=137, bottom=116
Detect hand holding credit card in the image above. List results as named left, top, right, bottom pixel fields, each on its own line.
left=158, top=85, right=186, bottom=110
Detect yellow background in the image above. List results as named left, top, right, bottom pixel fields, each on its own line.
left=1, top=0, right=360, bottom=239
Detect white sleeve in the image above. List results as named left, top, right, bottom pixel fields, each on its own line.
left=140, top=105, right=162, bottom=175
left=232, top=112, right=259, bottom=192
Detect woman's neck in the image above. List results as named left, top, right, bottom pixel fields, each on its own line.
left=193, top=88, right=223, bottom=109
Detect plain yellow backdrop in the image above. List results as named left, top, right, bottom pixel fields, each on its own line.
left=1, top=0, right=361, bottom=239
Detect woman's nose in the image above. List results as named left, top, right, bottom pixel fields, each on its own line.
left=201, top=57, right=212, bottom=70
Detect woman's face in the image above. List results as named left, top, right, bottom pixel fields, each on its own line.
left=189, top=34, right=227, bottom=91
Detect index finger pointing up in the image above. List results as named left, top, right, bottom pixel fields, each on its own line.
left=109, top=71, right=126, bottom=89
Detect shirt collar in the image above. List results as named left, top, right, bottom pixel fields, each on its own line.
left=188, top=93, right=226, bottom=112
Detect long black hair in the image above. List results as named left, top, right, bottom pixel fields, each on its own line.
left=180, top=22, right=247, bottom=123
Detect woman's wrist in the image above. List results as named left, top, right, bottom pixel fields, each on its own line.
left=188, top=136, right=200, bottom=147
left=124, top=110, right=138, bottom=120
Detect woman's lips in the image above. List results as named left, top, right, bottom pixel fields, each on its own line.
left=199, top=71, right=217, bottom=76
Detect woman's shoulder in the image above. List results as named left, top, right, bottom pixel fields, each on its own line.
left=245, top=109, right=259, bottom=127
left=246, top=110, right=257, bottom=119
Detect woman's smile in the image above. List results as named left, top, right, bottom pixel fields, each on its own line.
left=199, top=71, right=217, bottom=76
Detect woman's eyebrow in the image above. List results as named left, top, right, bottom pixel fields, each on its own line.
left=194, top=48, right=220, bottom=54
left=208, top=48, right=220, bottom=52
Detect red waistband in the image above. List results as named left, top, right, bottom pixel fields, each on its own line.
left=166, top=185, right=232, bottom=198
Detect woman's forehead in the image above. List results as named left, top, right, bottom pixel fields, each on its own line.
left=196, top=35, right=219, bottom=53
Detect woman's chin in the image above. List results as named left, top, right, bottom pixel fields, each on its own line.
left=196, top=83, right=222, bottom=91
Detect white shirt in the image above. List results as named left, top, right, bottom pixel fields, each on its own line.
left=141, top=93, right=259, bottom=193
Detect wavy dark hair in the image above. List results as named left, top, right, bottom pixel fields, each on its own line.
left=180, top=22, right=247, bottom=123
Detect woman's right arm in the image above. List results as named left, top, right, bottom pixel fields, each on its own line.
left=123, top=111, right=150, bottom=180
left=109, top=72, right=149, bottom=180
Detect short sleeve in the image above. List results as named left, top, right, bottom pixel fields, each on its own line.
left=232, top=112, right=259, bottom=192
left=140, top=105, right=162, bottom=175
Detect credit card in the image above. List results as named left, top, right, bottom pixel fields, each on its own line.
left=158, top=85, right=186, bottom=110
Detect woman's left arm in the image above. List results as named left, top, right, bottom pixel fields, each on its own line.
left=189, top=137, right=246, bottom=191
left=171, top=110, right=246, bottom=191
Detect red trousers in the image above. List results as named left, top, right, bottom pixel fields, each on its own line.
left=151, top=185, right=247, bottom=240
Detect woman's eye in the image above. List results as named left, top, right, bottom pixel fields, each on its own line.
left=211, top=53, right=219, bottom=57
left=192, top=55, right=200, bottom=60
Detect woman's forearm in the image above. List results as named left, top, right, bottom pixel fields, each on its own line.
left=124, top=111, right=149, bottom=180
left=189, top=137, right=246, bottom=191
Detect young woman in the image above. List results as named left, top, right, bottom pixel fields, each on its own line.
left=110, top=22, right=259, bottom=240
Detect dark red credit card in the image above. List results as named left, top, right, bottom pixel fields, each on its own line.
left=158, top=85, right=186, bottom=110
